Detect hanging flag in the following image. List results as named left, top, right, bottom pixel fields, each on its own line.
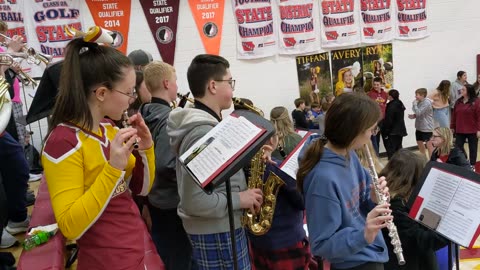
left=276, top=0, right=317, bottom=55
left=395, top=0, right=428, bottom=40
left=1, top=1, right=27, bottom=41
left=232, top=0, right=277, bottom=59
left=319, top=0, right=360, bottom=48
left=23, top=0, right=84, bottom=77
left=86, top=0, right=131, bottom=54
left=360, top=0, right=394, bottom=43
left=139, top=0, right=180, bottom=65
left=188, top=0, right=225, bottom=55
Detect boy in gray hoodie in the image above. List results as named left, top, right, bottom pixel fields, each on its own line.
left=140, top=61, right=191, bottom=270
left=166, top=54, right=263, bottom=269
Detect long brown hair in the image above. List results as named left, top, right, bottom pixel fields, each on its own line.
left=436, top=80, right=450, bottom=104
left=297, top=93, right=381, bottom=192
left=379, top=149, right=426, bottom=200
left=48, top=38, right=132, bottom=134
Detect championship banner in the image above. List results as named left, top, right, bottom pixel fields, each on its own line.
left=319, top=0, right=360, bottom=48
left=1, top=1, right=27, bottom=41
left=276, top=0, right=317, bottom=55
left=296, top=52, right=332, bottom=106
left=331, top=47, right=363, bottom=96
left=86, top=0, right=131, bottom=54
left=362, top=43, right=393, bottom=92
left=395, top=0, right=428, bottom=40
left=232, top=0, right=277, bottom=59
left=23, top=0, right=84, bottom=77
left=360, top=0, right=394, bottom=43
left=188, top=0, right=224, bottom=55
left=139, top=1, right=179, bottom=65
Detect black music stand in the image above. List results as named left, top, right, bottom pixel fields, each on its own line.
left=181, top=110, right=275, bottom=270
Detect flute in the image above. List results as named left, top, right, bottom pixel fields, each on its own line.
left=364, top=144, right=405, bottom=265
left=122, top=111, right=139, bottom=149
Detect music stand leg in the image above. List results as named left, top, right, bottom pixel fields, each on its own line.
left=448, top=242, right=453, bottom=270
left=454, top=243, right=460, bottom=270
left=226, top=179, right=239, bottom=270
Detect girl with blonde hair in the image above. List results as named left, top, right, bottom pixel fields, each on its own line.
left=270, top=106, right=302, bottom=161
left=428, top=80, right=450, bottom=127
left=430, top=127, right=471, bottom=169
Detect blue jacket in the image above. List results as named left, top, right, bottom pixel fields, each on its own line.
left=302, top=141, right=388, bottom=268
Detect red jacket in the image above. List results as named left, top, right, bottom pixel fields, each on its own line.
left=367, top=89, right=389, bottom=119
left=451, top=98, right=480, bottom=134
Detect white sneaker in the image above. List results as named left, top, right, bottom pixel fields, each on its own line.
left=29, top=173, right=42, bottom=182
left=5, top=217, right=30, bottom=235
left=0, top=229, right=18, bottom=249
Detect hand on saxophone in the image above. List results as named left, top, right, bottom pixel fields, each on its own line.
left=239, top=189, right=263, bottom=214
left=370, top=176, right=390, bottom=204
left=364, top=204, right=393, bottom=244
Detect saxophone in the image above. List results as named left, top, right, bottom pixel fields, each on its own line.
left=232, top=98, right=285, bottom=235
left=242, top=150, right=285, bottom=235
left=364, top=144, right=406, bottom=265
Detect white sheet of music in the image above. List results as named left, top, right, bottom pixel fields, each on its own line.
left=179, top=115, right=264, bottom=185
left=279, top=132, right=311, bottom=180
left=412, top=168, right=480, bottom=247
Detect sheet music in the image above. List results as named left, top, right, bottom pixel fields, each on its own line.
left=280, top=132, right=311, bottom=180
left=412, top=167, right=480, bottom=247
left=179, top=115, right=264, bottom=185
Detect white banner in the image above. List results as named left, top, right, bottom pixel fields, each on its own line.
left=319, top=0, right=360, bottom=48
left=1, top=1, right=26, bottom=41
left=232, top=0, right=277, bottom=59
left=276, top=0, right=317, bottom=55
left=395, top=0, right=428, bottom=40
left=24, top=0, right=84, bottom=77
left=360, top=0, right=394, bottom=43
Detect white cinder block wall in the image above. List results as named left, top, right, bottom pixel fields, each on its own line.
left=24, top=0, right=480, bottom=151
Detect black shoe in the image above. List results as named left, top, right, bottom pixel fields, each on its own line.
left=26, top=192, right=35, bottom=207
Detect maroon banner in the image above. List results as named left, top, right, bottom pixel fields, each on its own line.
left=139, top=0, right=179, bottom=65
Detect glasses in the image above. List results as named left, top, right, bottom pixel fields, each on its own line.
left=215, top=79, right=236, bottom=90
left=112, top=88, right=138, bottom=99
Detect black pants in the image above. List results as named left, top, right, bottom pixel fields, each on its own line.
left=331, top=262, right=384, bottom=270
left=0, top=132, right=28, bottom=223
left=385, top=135, right=403, bottom=160
left=148, top=205, right=192, bottom=270
left=455, top=133, right=478, bottom=165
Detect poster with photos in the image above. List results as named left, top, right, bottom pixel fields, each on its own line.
left=331, top=48, right=363, bottom=96
left=295, top=52, right=333, bottom=107
left=361, top=43, right=394, bottom=93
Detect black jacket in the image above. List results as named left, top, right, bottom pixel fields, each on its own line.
left=383, top=198, right=449, bottom=270
left=383, top=99, right=407, bottom=137
left=430, top=147, right=472, bottom=170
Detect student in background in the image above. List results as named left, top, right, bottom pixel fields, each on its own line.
left=367, top=77, right=388, bottom=155
left=382, top=89, right=407, bottom=160
left=429, top=127, right=471, bottom=170
left=140, top=61, right=191, bottom=270
left=428, top=80, right=450, bottom=128
left=379, top=149, right=448, bottom=270
left=292, top=98, right=312, bottom=130
left=298, top=93, right=391, bottom=270
left=408, top=88, right=434, bottom=157
left=270, top=106, right=302, bottom=161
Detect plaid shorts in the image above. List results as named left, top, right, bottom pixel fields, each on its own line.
left=252, top=239, right=317, bottom=270
left=189, top=228, right=251, bottom=270
left=12, top=102, right=25, bottom=146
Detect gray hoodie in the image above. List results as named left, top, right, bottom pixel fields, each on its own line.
left=167, top=107, right=246, bottom=234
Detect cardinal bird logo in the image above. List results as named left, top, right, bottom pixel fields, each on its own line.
left=242, top=41, right=255, bottom=52
left=325, top=31, right=338, bottom=40
left=283, top=37, right=296, bottom=47
left=399, top=26, right=410, bottom=35
left=363, top=27, right=375, bottom=37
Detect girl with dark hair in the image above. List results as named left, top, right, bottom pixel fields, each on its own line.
left=297, top=93, right=392, bottom=270
left=379, top=149, right=448, bottom=270
left=42, top=38, right=160, bottom=269
left=451, top=84, right=480, bottom=167
left=429, top=80, right=451, bottom=127
left=383, top=89, right=407, bottom=159
left=128, top=70, right=151, bottom=114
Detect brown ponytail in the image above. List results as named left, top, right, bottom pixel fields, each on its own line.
left=296, top=93, right=381, bottom=193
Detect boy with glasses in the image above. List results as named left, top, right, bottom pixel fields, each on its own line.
left=167, top=54, right=262, bottom=269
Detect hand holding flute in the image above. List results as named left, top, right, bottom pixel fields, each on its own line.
left=121, top=111, right=153, bottom=150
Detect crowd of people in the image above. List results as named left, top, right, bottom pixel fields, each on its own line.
left=0, top=23, right=479, bottom=270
